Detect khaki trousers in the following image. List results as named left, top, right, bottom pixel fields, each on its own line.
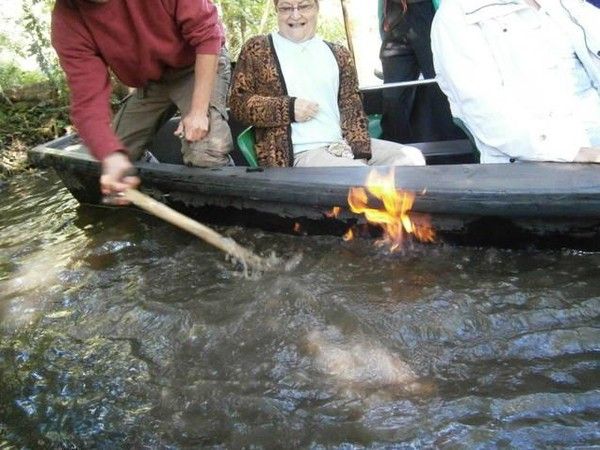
left=293, top=138, right=426, bottom=167
left=113, top=47, right=233, bottom=167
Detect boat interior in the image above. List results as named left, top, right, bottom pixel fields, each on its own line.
left=147, top=85, right=478, bottom=168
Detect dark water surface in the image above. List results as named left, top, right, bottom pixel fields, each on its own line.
left=1, top=172, right=599, bottom=449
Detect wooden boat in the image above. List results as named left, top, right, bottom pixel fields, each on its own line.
left=28, top=114, right=600, bottom=250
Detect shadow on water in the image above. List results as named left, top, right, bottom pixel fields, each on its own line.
left=1, top=171, right=599, bottom=448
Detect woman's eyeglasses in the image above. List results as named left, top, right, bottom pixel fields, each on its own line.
left=276, top=3, right=315, bottom=15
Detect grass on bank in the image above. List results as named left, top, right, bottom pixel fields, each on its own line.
left=0, top=98, right=69, bottom=180
left=0, top=63, right=70, bottom=180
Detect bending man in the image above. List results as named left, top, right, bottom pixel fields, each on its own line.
left=52, top=0, right=234, bottom=199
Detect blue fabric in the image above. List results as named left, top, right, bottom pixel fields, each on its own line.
left=587, top=0, right=599, bottom=8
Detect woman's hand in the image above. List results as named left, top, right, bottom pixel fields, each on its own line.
left=294, top=98, right=319, bottom=122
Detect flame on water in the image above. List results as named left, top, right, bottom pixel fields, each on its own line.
left=325, top=206, right=341, bottom=219
left=343, top=228, right=354, bottom=241
left=347, top=168, right=435, bottom=251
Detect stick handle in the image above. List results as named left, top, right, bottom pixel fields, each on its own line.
left=123, top=188, right=268, bottom=271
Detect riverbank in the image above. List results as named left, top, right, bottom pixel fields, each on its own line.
left=0, top=76, right=133, bottom=181
left=0, top=84, right=70, bottom=181
left=0, top=142, right=30, bottom=181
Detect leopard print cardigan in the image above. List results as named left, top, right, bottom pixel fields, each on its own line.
left=229, top=34, right=371, bottom=167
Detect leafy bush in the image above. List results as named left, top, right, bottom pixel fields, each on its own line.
left=0, top=63, right=46, bottom=93
left=217, top=0, right=347, bottom=59
left=0, top=94, right=70, bottom=179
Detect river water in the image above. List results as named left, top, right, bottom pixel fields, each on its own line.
left=1, top=172, right=599, bottom=449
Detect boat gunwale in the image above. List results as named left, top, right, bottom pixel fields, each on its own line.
left=28, top=140, right=600, bottom=220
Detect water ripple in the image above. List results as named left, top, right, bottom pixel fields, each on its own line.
left=0, top=173, right=599, bottom=448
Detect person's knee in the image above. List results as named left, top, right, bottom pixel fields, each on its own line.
left=401, top=146, right=426, bottom=166
left=370, top=142, right=425, bottom=166
left=183, top=136, right=233, bottom=167
left=182, top=110, right=233, bottom=167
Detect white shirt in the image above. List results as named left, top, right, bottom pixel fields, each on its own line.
left=431, top=0, right=600, bottom=163
left=271, top=32, right=344, bottom=154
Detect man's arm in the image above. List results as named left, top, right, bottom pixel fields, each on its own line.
left=51, top=5, right=138, bottom=200
left=174, top=53, right=218, bottom=141
left=170, top=0, right=224, bottom=141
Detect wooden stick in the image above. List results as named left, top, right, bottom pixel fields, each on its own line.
left=123, top=188, right=271, bottom=272
left=340, top=0, right=356, bottom=71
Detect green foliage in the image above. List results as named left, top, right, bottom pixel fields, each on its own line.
left=317, top=15, right=347, bottom=44
left=19, top=0, right=68, bottom=99
left=0, top=98, right=70, bottom=179
left=0, top=100, right=69, bottom=149
left=216, top=0, right=347, bottom=59
left=0, top=0, right=69, bottom=178
left=216, top=0, right=277, bottom=59
left=0, top=64, right=46, bottom=91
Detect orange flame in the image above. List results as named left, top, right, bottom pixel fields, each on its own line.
left=325, top=206, right=341, bottom=219
left=343, top=228, right=354, bottom=241
left=347, top=168, right=434, bottom=250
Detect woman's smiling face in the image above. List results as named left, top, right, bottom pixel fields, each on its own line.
left=275, top=0, right=319, bottom=43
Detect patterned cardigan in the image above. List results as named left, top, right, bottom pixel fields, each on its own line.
left=229, top=34, right=371, bottom=167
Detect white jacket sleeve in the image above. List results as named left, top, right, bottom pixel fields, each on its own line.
left=431, top=0, right=586, bottom=163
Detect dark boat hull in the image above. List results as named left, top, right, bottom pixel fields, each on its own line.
left=28, top=135, right=600, bottom=250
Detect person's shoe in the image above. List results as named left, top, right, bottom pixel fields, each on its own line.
left=141, top=150, right=159, bottom=163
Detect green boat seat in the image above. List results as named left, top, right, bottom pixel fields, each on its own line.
left=368, top=114, right=383, bottom=139
left=237, top=126, right=259, bottom=168
left=236, top=114, right=384, bottom=167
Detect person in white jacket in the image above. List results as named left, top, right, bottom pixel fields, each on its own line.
left=431, top=0, right=600, bottom=163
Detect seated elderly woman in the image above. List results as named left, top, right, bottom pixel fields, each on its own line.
left=229, top=0, right=425, bottom=168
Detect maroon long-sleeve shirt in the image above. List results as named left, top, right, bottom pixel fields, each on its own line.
left=51, top=0, right=224, bottom=161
